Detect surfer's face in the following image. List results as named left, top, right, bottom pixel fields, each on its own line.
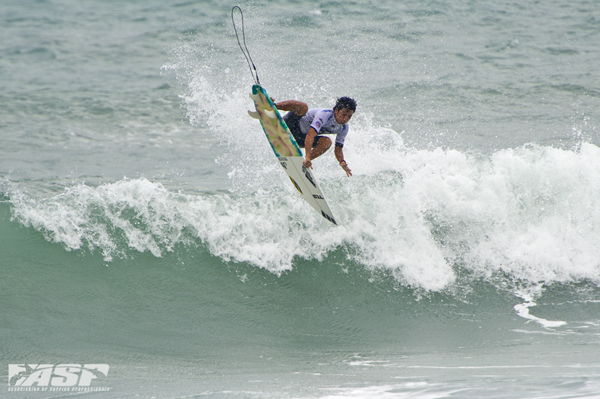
left=334, top=108, right=354, bottom=125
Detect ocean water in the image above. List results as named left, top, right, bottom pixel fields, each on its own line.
left=2, top=0, right=600, bottom=397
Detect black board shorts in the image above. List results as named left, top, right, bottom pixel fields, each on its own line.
left=283, top=111, right=320, bottom=149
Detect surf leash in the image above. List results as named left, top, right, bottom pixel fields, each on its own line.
left=231, top=6, right=261, bottom=86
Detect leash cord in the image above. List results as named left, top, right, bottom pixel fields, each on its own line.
left=231, top=6, right=260, bottom=86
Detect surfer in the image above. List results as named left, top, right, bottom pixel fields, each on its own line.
left=274, top=97, right=356, bottom=177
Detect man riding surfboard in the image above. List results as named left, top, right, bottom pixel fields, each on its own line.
left=274, top=97, right=357, bottom=177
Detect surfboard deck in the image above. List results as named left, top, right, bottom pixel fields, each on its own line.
left=248, top=85, right=337, bottom=225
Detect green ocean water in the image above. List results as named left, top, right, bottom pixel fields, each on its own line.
left=2, top=0, right=600, bottom=397
left=2, top=197, right=600, bottom=398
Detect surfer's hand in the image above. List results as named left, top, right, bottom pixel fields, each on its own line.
left=303, top=158, right=312, bottom=169
left=340, top=161, right=352, bottom=177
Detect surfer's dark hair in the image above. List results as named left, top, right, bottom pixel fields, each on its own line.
left=334, top=97, right=357, bottom=111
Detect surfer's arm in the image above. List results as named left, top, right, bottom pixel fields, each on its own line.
left=274, top=100, right=308, bottom=116
left=334, top=146, right=352, bottom=177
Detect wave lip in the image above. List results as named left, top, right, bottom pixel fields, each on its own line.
left=6, top=142, right=600, bottom=293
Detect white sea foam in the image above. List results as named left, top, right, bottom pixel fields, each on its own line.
left=8, top=139, right=600, bottom=292
left=514, top=289, right=567, bottom=329
left=317, top=383, right=440, bottom=399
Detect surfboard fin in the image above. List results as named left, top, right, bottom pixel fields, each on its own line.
left=248, top=110, right=260, bottom=119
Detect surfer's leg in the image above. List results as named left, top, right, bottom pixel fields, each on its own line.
left=307, top=136, right=332, bottom=160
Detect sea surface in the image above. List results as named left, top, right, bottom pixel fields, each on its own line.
left=2, top=0, right=600, bottom=398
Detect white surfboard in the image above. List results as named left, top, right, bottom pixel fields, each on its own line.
left=276, top=156, right=337, bottom=225
left=248, top=84, right=337, bottom=225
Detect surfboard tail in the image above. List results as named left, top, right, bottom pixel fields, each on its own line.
left=278, top=156, right=337, bottom=225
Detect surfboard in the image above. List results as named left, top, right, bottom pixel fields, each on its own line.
left=248, top=84, right=337, bottom=225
